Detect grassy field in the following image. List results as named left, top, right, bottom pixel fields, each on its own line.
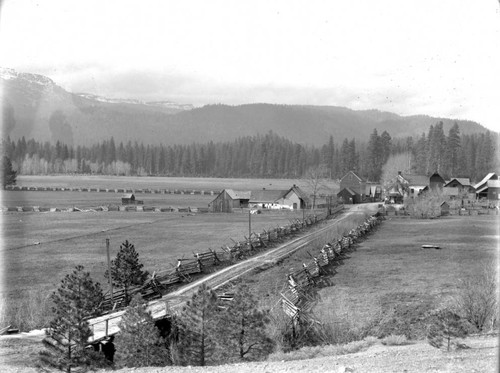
left=14, top=175, right=339, bottom=193
left=242, top=215, right=499, bottom=339
left=1, top=209, right=309, bottom=302
left=3, top=175, right=339, bottom=209
left=1, top=190, right=215, bottom=208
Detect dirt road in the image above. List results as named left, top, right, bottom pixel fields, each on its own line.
left=88, top=204, right=377, bottom=342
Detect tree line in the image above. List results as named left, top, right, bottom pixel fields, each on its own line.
left=1, top=122, right=498, bottom=183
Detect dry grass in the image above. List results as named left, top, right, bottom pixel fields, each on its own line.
left=0, top=290, right=53, bottom=331
left=381, top=334, right=410, bottom=346
left=313, top=215, right=499, bottom=339
left=267, top=336, right=379, bottom=362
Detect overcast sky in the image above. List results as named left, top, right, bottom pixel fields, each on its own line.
left=1, top=0, right=499, bottom=131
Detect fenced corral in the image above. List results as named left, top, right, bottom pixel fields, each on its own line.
left=280, top=214, right=383, bottom=331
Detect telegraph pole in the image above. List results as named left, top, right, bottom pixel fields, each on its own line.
left=248, top=208, right=252, bottom=247
left=106, top=238, right=113, bottom=303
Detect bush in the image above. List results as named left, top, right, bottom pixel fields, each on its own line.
left=454, top=265, right=498, bottom=332
left=267, top=336, right=378, bottom=362
left=0, top=290, right=53, bottom=331
left=381, top=334, right=409, bottom=346
left=427, top=309, right=469, bottom=351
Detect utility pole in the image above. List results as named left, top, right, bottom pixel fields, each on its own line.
left=248, top=209, right=252, bottom=248
left=106, top=238, right=113, bottom=304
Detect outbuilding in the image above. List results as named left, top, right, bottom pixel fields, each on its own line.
left=337, top=187, right=357, bottom=204
left=208, top=189, right=251, bottom=212
left=121, top=193, right=143, bottom=205
left=440, top=201, right=450, bottom=216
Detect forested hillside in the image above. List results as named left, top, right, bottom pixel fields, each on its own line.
left=1, top=68, right=490, bottom=147
left=3, top=122, right=498, bottom=183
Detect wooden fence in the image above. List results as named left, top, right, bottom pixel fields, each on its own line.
left=280, top=214, right=383, bottom=330
left=97, top=209, right=336, bottom=313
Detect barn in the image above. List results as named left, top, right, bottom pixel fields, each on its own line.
left=429, top=173, right=446, bottom=190
left=339, top=171, right=366, bottom=200
left=337, top=187, right=357, bottom=204
left=209, top=186, right=309, bottom=212
left=474, top=173, right=498, bottom=200
left=121, top=193, right=143, bottom=205
left=444, top=178, right=474, bottom=193
left=208, top=189, right=251, bottom=212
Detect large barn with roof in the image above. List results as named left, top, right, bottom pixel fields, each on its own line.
left=208, top=185, right=309, bottom=212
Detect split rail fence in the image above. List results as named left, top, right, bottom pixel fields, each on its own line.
left=280, top=213, right=384, bottom=333
left=44, top=205, right=344, bottom=352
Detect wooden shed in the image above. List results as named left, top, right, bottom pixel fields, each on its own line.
left=121, top=193, right=143, bottom=205
left=337, top=187, right=357, bottom=204
left=208, top=189, right=251, bottom=212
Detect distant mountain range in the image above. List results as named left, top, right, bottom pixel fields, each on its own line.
left=0, top=67, right=490, bottom=147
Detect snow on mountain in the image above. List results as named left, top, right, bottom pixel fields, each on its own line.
left=75, top=93, right=194, bottom=110
left=0, top=67, right=54, bottom=86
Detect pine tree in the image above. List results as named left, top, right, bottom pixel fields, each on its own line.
left=105, top=240, right=148, bottom=306
left=2, top=155, right=17, bottom=188
left=214, top=283, right=273, bottom=362
left=115, top=296, right=169, bottom=367
left=445, top=123, right=461, bottom=177
left=176, top=284, right=219, bottom=366
left=367, top=129, right=382, bottom=181
left=43, top=265, right=105, bottom=372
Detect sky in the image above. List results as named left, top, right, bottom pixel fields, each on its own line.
left=0, top=0, right=499, bottom=131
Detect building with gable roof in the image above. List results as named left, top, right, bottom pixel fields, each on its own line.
left=473, top=173, right=500, bottom=201
left=209, top=185, right=309, bottom=212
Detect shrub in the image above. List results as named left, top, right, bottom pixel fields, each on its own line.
left=454, top=265, right=498, bottom=332
left=381, top=334, right=409, bottom=346
left=267, top=336, right=378, bottom=362
left=427, top=309, right=469, bottom=351
left=0, top=290, right=53, bottom=331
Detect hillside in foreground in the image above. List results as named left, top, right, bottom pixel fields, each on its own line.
left=1, top=68, right=489, bottom=147
left=0, top=331, right=496, bottom=373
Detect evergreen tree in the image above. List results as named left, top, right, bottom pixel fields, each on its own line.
left=105, top=240, right=148, bottom=306
left=445, top=123, right=461, bottom=177
left=214, top=283, right=273, bottom=362
left=2, top=155, right=17, bottom=188
left=115, top=296, right=169, bottom=367
left=367, top=129, right=382, bottom=181
left=176, top=284, right=219, bottom=366
left=43, top=265, right=105, bottom=372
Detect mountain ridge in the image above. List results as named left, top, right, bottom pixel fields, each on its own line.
left=0, top=68, right=490, bottom=146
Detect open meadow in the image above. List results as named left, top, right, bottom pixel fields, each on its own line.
left=12, top=175, right=339, bottom=193
left=240, top=214, right=499, bottom=339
